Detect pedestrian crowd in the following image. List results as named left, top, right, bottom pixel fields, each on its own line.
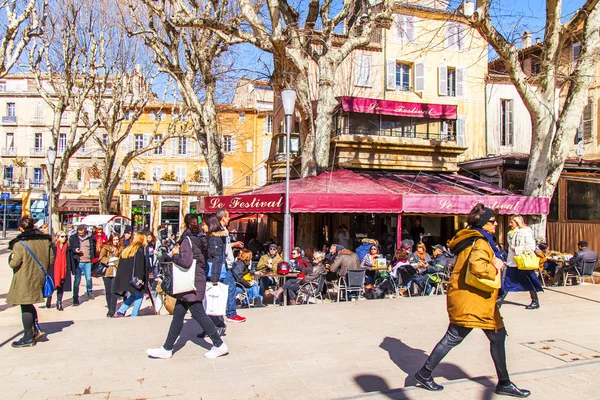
left=6, top=204, right=598, bottom=398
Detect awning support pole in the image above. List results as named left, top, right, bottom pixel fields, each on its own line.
left=396, top=214, right=402, bottom=251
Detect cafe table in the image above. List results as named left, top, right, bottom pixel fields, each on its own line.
left=252, top=271, right=299, bottom=306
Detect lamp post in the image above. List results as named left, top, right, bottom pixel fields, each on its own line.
left=281, top=88, right=296, bottom=262
left=142, top=187, right=148, bottom=231
left=46, top=147, right=56, bottom=236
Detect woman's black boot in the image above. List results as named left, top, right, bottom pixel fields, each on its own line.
left=525, top=290, right=539, bottom=310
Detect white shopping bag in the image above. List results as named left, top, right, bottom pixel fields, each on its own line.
left=172, top=259, right=197, bottom=294
left=203, top=282, right=228, bottom=316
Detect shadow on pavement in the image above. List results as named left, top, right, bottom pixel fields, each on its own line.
left=172, top=319, right=213, bottom=354
left=364, top=336, right=497, bottom=400
left=0, top=320, right=74, bottom=348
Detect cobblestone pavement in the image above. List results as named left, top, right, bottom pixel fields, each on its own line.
left=2, top=238, right=600, bottom=400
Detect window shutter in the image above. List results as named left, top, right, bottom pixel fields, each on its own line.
left=355, top=54, right=371, bottom=86
left=258, top=166, right=267, bottom=187
left=583, top=97, right=593, bottom=142
left=246, top=139, right=253, bottom=153
left=457, top=24, right=465, bottom=49
left=231, top=136, right=237, bottom=152
left=395, top=14, right=403, bottom=40
left=171, top=137, right=177, bottom=156
left=456, top=116, right=466, bottom=147
left=143, top=134, right=150, bottom=147
left=354, top=55, right=363, bottom=86
left=386, top=59, right=396, bottom=90
left=456, top=68, right=466, bottom=97
left=414, top=62, right=425, bottom=92
left=406, top=16, right=415, bottom=42
left=446, top=23, right=456, bottom=48
left=263, top=138, right=271, bottom=160
left=438, top=66, right=448, bottom=96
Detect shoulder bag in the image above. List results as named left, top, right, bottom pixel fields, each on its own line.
left=514, top=253, right=539, bottom=270
left=171, top=237, right=197, bottom=295
left=463, top=239, right=501, bottom=293
left=20, top=240, right=55, bottom=298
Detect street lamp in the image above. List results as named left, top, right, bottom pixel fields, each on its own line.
left=46, top=147, right=56, bottom=236
left=281, top=88, right=296, bottom=262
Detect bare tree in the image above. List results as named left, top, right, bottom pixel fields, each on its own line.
left=0, top=0, right=45, bottom=77
left=468, top=0, right=600, bottom=238
left=29, top=0, right=106, bottom=230
left=173, top=0, right=394, bottom=177
left=122, top=0, right=244, bottom=196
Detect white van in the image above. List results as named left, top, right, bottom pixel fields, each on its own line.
left=79, top=215, right=131, bottom=237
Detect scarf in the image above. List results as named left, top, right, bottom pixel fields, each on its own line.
left=473, top=227, right=503, bottom=259
left=54, top=243, right=68, bottom=284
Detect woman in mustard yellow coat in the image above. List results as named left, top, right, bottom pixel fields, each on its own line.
left=413, top=204, right=530, bottom=398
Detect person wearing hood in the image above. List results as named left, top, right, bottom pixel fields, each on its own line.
left=497, top=215, right=542, bottom=310
left=413, top=204, right=530, bottom=398
left=7, top=215, right=54, bottom=347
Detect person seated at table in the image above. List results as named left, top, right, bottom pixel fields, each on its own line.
left=275, top=251, right=327, bottom=305
left=360, top=244, right=379, bottom=285
left=329, top=246, right=361, bottom=277
left=232, top=249, right=264, bottom=307
left=410, top=243, right=431, bottom=270
left=273, top=247, right=311, bottom=303
left=256, top=243, right=283, bottom=297
left=535, top=243, right=556, bottom=277
left=391, top=247, right=418, bottom=295
left=430, top=244, right=453, bottom=273
left=553, top=241, right=598, bottom=286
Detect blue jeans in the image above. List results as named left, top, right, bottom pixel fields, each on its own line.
left=73, top=262, right=92, bottom=300
left=117, top=291, right=144, bottom=317
left=222, top=269, right=237, bottom=318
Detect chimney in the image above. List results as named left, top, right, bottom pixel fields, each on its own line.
left=535, top=37, right=541, bottom=44
left=521, top=31, right=532, bottom=49
left=459, top=1, right=475, bottom=17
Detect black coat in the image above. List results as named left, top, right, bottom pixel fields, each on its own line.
left=48, top=243, right=73, bottom=292
left=68, top=234, right=97, bottom=267
left=113, top=247, right=148, bottom=295
left=232, top=259, right=252, bottom=288
left=207, top=233, right=227, bottom=283
left=172, top=230, right=207, bottom=303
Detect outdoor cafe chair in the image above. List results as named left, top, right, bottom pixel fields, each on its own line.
left=565, top=259, right=597, bottom=286
left=296, top=273, right=330, bottom=305
left=337, top=269, right=366, bottom=302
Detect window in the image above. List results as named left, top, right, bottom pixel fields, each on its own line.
left=177, top=137, right=188, bottom=155
left=572, top=42, right=581, bottom=63
left=223, top=136, right=236, bottom=153
left=440, top=120, right=456, bottom=140
left=548, top=189, right=559, bottom=221
left=152, top=110, right=165, bottom=121
left=124, top=110, right=131, bottom=120
left=446, top=22, right=466, bottom=49
left=531, top=63, right=541, bottom=75
left=245, top=176, right=251, bottom=186
left=154, top=135, right=163, bottom=155
left=152, top=166, right=162, bottom=181
left=33, top=168, right=43, bottom=183
left=4, top=165, right=13, bottom=181
left=395, top=63, right=411, bottom=91
left=439, top=66, right=465, bottom=97
left=58, top=133, right=67, bottom=153
left=134, top=134, right=144, bottom=150
left=34, top=102, right=44, bottom=122
left=263, top=138, right=271, bottom=160
left=264, top=115, right=273, bottom=133
left=575, top=98, right=594, bottom=144
left=567, top=180, right=600, bottom=220
left=500, top=99, right=514, bottom=146
left=34, top=133, right=43, bottom=150
left=6, top=102, right=15, bottom=117
left=395, top=14, right=415, bottom=43
left=102, top=134, right=108, bottom=146
left=6, top=132, right=14, bottom=149
left=258, top=166, right=267, bottom=187
left=239, top=112, right=246, bottom=122
left=246, top=140, right=253, bottom=153
left=222, top=168, right=232, bottom=187
left=175, top=166, right=186, bottom=182
left=354, top=54, right=371, bottom=87
left=0, top=80, right=6, bottom=91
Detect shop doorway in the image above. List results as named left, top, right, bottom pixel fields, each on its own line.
left=131, top=200, right=151, bottom=232
left=0, top=199, right=22, bottom=230
left=161, top=201, right=180, bottom=236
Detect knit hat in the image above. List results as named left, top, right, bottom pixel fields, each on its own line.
left=124, top=225, right=133, bottom=234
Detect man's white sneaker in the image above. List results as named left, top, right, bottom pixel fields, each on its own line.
left=204, top=342, right=229, bottom=359
left=147, top=346, right=173, bottom=359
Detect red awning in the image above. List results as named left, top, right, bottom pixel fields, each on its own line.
left=202, top=169, right=549, bottom=215
left=341, top=96, right=457, bottom=120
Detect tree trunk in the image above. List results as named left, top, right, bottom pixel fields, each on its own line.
left=294, top=75, right=318, bottom=178
left=314, top=58, right=337, bottom=171
left=203, top=84, right=223, bottom=195
left=296, top=213, right=319, bottom=250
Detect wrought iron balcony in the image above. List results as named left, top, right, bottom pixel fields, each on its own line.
left=1, top=147, right=16, bottom=156
left=2, top=116, right=17, bottom=124
left=333, top=127, right=456, bottom=141
left=30, top=147, right=45, bottom=156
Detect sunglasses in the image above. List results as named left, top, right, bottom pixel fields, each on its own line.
left=487, top=219, right=498, bottom=225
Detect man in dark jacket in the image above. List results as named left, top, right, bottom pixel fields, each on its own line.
left=69, top=224, right=96, bottom=305
left=553, top=241, right=598, bottom=286
left=329, top=248, right=362, bottom=277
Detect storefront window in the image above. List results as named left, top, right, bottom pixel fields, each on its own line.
left=548, top=189, right=558, bottom=221
left=567, top=180, right=600, bottom=221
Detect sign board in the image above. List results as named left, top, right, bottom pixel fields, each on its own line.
left=1, top=192, right=10, bottom=200
left=204, top=194, right=284, bottom=213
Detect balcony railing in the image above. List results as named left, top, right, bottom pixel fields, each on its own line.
left=130, top=180, right=150, bottom=192
left=160, top=181, right=181, bottom=192
left=188, top=182, right=209, bottom=193
left=333, top=127, right=456, bottom=142
left=30, top=147, right=45, bottom=156
left=1, top=147, right=16, bottom=156
left=273, top=152, right=300, bottom=162
left=30, top=180, right=45, bottom=189
left=89, top=179, right=101, bottom=190
left=2, top=116, right=17, bottom=124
